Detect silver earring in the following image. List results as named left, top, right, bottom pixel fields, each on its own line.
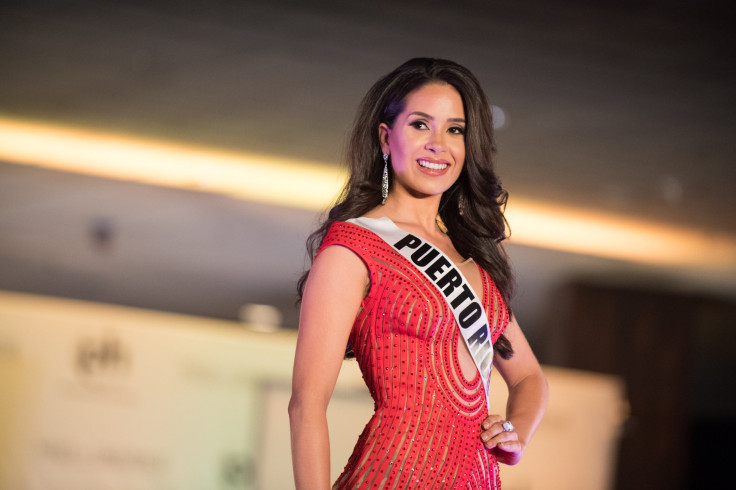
left=458, top=194, right=465, bottom=215
left=381, top=153, right=389, bottom=205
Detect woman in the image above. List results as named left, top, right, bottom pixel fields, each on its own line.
left=289, top=58, right=548, bottom=489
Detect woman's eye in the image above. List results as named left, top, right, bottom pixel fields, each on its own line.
left=410, top=121, right=428, bottom=130
left=449, top=126, right=465, bottom=135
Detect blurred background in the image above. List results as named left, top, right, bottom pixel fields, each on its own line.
left=0, top=0, right=734, bottom=488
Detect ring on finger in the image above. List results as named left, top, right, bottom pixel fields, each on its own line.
left=502, top=421, right=514, bottom=432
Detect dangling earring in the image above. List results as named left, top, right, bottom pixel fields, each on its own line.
left=458, top=193, right=465, bottom=216
left=381, top=153, right=389, bottom=205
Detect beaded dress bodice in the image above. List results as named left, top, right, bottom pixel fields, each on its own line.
left=319, top=221, right=509, bottom=489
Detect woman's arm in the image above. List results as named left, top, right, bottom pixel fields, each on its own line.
left=289, top=245, right=368, bottom=489
left=480, top=316, right=549, bottom=465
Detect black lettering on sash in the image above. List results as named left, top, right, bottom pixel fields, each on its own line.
left=450, top=284, right=475, bottom=309
left=426, top=256, right=450, bottom=281
left=458, top=302, right=482, bottom=328
left=394, top=234, right=421, bottom=251
left=411, top=244, right=439, bottom=267
left=382, top=225, right=494, bottom=391
left=437, top=268, right=462, bottom=295
left=467, top=325, right=489, bottom=349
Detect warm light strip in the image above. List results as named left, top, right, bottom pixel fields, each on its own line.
left=505, top=201, right=736, bottom=270
left=0, top=116, right=346, bottom=210
left=1, top=115, right=734, bottom=271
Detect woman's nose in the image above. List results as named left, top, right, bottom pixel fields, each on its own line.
left=425, top=131, right=445, bottom=153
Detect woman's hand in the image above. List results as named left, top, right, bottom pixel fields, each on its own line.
left=480, top=414, right=526, bottom=466
left=480, top=414, right=526, bottom=465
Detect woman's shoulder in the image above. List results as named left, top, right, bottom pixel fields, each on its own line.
left=318, top=219, right=384, bottom=256
left=323, top=219, right=367, bottom=241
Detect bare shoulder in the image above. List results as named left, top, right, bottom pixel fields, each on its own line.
left=313, top=243, right=367, bottom=274
left=306, top=244, right=369, bottom=297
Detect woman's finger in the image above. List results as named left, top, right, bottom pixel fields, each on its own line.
left=482, top=424, right=518, bottom=449
left=481, top=414, right=504, bottom=430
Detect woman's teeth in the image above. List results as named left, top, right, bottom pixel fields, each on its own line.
left=418, top=159, right=449, bottom=170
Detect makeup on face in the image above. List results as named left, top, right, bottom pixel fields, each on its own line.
left=380, top=83, right=466, bottom=199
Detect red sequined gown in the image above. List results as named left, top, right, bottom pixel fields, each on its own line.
left=319, top=221, right=510, bottom=489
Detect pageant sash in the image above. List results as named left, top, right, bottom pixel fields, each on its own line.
left=347, top=216, right=495, bottom=412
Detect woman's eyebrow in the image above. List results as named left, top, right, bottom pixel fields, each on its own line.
left=408, top=111, right=466, bottom=123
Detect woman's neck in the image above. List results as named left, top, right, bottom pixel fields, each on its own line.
left=366, top=193, right=444, bottom=238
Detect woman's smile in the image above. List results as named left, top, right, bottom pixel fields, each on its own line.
left=417, top=157, right=450, bottom=172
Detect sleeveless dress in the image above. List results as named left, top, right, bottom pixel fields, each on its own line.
left=318, top=220, right=510, bottom=489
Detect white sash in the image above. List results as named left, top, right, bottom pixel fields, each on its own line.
left=347, top=216, right=495, bottom=412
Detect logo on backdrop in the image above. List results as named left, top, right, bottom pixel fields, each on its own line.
left=76, top=331, right=131, bottom=376
left=72, top=330, right=133, bottom=398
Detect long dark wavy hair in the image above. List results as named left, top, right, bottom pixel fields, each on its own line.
left=298, top=57, right=515, bottom=359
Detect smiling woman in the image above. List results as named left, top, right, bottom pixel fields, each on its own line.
left=289, top=58, right=549, bottom=489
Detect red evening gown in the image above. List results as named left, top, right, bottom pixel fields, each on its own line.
left=318, top=220, right=509, bottom=489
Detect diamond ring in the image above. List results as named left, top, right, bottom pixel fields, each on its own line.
left=502, top=421, right=514, bottom=432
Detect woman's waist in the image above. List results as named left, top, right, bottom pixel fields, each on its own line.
left=368, top=382, right=487, bottom=419
left=371, top=398, right=486, bottom=425
left=359, top=405, right=486, bottom=453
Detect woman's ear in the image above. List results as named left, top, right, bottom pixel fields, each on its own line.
left=378, top=123, right=390, bottom=155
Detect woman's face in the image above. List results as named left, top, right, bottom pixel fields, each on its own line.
left=379, top=82, right=466, bottom=200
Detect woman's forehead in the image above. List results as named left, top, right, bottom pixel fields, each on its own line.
left=401, top=83, right=465, bottom=118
